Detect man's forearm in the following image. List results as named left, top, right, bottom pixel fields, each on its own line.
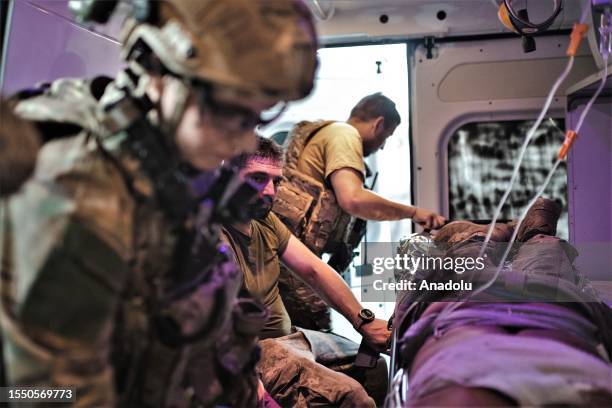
left=282, top=237, right=391, bottom=350
left=331, top=168, right=415, bottom=221
left=282, top=236, right=364, bottom=328
left=347, top=188, right=415, bottom=221
left=300, top=262, right=363, bottom=328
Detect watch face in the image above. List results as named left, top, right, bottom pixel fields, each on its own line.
left=359, top=308, right=375, bottom=321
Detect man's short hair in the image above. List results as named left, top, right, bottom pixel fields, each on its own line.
left=349, top=92, right=401, bottom=130
left=230, top=135, right=284, bottom=169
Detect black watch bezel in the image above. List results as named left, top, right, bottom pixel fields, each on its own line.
left=356, top=308, right=375, bottom=330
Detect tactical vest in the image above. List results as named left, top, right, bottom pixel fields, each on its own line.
left=273, top=120, right=353, bottom=255
left=1, top=77, right=263, bottom=407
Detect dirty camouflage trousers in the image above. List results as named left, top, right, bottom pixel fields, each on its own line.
left=257, top=331, right=375, bottom=407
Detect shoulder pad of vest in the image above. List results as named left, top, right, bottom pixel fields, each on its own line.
left=285, top=120, right=335, bottom=147
left=283, top=120, right=335, bottom=169
left=290, top=120, right=335, bottom=135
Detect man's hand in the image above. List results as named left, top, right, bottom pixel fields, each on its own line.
left=413, top=207, right=446, bottom=229
left=358, top=318, right=391, bottom=353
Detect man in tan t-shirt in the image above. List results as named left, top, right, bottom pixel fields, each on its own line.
left=275, top=92, right=446, bottom=330
left=297, top=92, right=445, bottom=226
left=222, top=136, right=389, bottom=407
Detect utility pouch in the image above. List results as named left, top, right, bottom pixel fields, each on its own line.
left=302, top=189, right=343, bottom=254
left=273, top=171, right=322, bottom=237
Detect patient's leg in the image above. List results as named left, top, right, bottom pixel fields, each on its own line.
left=395, top=198, right=610, bottom=407
left=434, top=221, right=513, bottom=244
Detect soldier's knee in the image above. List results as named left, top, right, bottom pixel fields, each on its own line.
left=258, top=338, right=292, bottom=359
left=257, top=338, right=308, bottom=377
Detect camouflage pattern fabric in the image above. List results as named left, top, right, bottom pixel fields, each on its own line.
left=277, top=265, right=331, bottom=331
left=274, top=120, right=353, bottom=255
left=299, top=329, right=389, bottom=407
left=273, top=120, right=351, bottom=331
left=257, top=330, right=375, bottom=408
left=0, top=78, right=261, bottom=407
left=120, top=0, right=318, bottom=105
left=0, top=100, right=41, bottom=196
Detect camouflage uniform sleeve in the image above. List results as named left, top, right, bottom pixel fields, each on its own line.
left=0, top=138, right=133, bottom=406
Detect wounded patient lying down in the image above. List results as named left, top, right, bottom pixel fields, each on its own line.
left=388, top=198, right=612, bottom=407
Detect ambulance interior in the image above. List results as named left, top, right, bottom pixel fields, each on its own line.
left=261, top=0, right=611, bottom=338
left=1, top=0, right=610, bottom=402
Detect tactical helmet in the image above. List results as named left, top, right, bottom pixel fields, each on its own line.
left=118, top=0, right=318, bottom=104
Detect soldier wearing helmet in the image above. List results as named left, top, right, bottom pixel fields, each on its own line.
left=0, top=1, right=317, bottom=406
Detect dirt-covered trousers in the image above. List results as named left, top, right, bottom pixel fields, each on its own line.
left=257, top=330, right=375, bottom=408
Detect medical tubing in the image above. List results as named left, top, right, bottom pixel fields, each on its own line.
left=475, top=158, right=562, bottom=299
left=478, top=56, right=575, bottom=257
left=389, top=5, right=604, bottom=402
left=479, top=0, right=592, bottom=256
left=576, top=58, right=609, bottom=132
left=472, top=52, right=608, bottom=302
left=578, top=0, right=591, bottom=25
left=389, top=2, right=602, bottom=398
left=388, top=368, right=407, bottom=407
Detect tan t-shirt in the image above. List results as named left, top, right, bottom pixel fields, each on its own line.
left=296, top=122, right=366, bottom=187
left=222, top=212, right=292, bottom=339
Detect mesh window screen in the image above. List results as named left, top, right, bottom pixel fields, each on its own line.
left=448, top=119, right=568, bottom=239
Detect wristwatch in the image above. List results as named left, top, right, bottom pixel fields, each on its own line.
left=355, top=308, right=375, bottom=330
